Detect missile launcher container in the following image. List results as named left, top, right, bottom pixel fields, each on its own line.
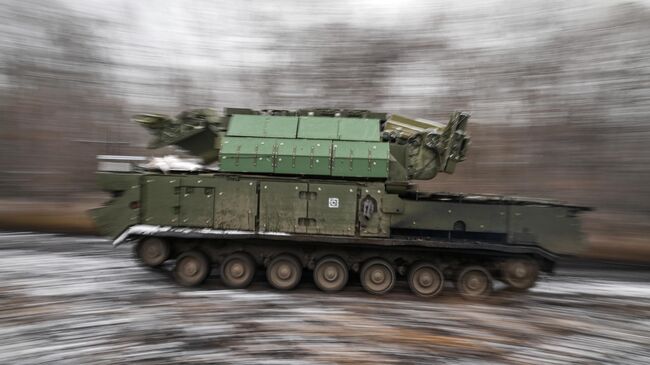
left=91, top=107, right=590, bottom=299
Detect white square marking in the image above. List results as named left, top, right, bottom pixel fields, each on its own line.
left=328, top=197, right=339, bottom=208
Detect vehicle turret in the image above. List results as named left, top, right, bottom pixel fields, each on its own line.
left=135, top=108, right=470, bottom=185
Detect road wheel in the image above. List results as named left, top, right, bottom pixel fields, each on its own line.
left=501, top=259, right=539, bottom=290
left=173, top=250, right=210, bottom=287
left=136, top=238, right=170, bottom=267
left=221, top=252, right=256, bottom=289
left=314, top=256, right=348, bottom=293
left=408, top=262, right=444, bottom=298
left=456, top=266, right=493, bottom=300
left=361, top=259, right=395, bottom=295
left=266, top=254, right=302, bottom=290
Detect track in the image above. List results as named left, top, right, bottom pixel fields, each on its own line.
left=0, top=232, right=648, bottom=364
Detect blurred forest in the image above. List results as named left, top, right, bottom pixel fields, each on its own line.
left=0, top=0, right=649, bottom=259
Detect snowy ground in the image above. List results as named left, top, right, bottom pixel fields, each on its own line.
left=0, top=232, right=648, bottom=364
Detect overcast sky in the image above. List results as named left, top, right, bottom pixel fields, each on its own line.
left=2, top=0, right=649, bottom=122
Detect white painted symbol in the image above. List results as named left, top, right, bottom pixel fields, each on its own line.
left=328, top=197, right=339, bottom=208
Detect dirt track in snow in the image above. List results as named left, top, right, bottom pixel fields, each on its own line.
left=0, top=232, right=648, bottom=364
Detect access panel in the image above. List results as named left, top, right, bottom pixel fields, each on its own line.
left=307, top=183, right=358, bottom=236
left=274, top=139, right=331, bottom=176
left=259, top=180, right=308, bottom=233
left=220, top=137, right=275, bottom=174
left=297, top=116, right=380, bottom=141
left=213, top=176, right=258, bottom=231
left=358, top=183, right=390, bottom=237
left=141, top=175, right=180, bottom=226
left=332, top=141, right=389, bottom=178
left=227, top=115, right=298, bottom=138
left=179, top=176, right=215, bottom=228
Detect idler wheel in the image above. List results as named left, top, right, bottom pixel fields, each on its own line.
left=501, top=259, right=539, bottom=290
left=135, top=238, right=170, bottom=267
left=173, top=250, right=210, bottom=287
left=314, top=256, right=348, bottom=293
left=456, top=266, right=493, bottom=300
left=408, top=262, right=444, bottom=298
left=221, top=252, right=256, bottom=289
left=361, top=259, right=395, bottom=295
left=266, top=254, right=302, bottom=290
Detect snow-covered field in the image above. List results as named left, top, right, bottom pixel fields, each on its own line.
left=0, top=232, right=648, bottom=364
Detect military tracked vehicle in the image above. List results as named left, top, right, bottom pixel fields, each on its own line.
left=92, top=108, right=589, bottom=299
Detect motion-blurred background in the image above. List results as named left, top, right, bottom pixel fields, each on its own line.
left=0, top=0, right=648, bottom=261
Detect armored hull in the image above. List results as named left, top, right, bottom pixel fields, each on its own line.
left=92, top=108, right=589, bottom=299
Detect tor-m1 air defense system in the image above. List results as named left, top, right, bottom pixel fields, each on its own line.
left=92, top=108, right=589, bottom=299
